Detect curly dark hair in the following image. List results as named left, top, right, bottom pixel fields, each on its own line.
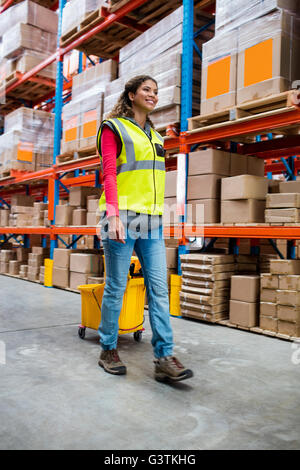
left=107, top=75, right=158, bottom=128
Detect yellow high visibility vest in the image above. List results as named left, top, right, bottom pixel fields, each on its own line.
left=97, top=117, right=166, bottom=215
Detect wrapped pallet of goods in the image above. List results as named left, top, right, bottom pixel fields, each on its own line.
left=179, top=254, right=236, bottom=323
left=0, top=108, right=54, bottom=174
left=61, top=59, right=117, bottom=155
left=104, top=6, right=213, bottom=132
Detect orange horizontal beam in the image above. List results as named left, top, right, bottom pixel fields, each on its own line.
left=52, top=226, right=98, bottom=235
left=164, top=225, right=300, bottom=240
left=0, top=227, right=52, bottom=235
left=185, top=108, right=300, bottom=148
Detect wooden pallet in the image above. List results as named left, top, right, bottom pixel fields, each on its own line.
left=217, top=319, right=299, bottom=342
left=188, top=91, right=300, bottom=140
left=56, top=146, right=98, bottom=165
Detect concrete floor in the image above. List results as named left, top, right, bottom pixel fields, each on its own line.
left=0, top=275, right=299, bottom=450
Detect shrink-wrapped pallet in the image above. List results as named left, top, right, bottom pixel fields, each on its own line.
left=61, top=60, right=117, bottom=153
left=237, top=10, right=300, bottom=105
left=2, top=22, right=57, bottom=59
left=61, top=0, right=105, bottom=36
left=0, top=108, right=54, bottom=173
left=0, top=0, right=58, bottom=38
left=215, top=0, right=299, bottom=35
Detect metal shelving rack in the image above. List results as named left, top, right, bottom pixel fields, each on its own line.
left=1, top=0, right=300, bottom=265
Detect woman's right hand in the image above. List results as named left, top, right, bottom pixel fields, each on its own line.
left=108, top=216, right=126, bottom=244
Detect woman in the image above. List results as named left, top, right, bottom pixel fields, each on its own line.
left=96, top=75, right=193, bottom=383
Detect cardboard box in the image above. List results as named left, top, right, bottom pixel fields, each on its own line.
left=221, top=175, right=268, bottom=200
left=87, top=212, right=100, bottom=226
left=72, top=209, right=87, bottom=226
left=28, top=253, right=44, bottom=267
left=278, top=321, right=300, bottom=337
left=201, top=29, right=238, bottom=115
left=266, top=193, right=300, bottom=209
left=279, top=181, right=300, bottom=193
left=188, top=149, right=231, bottom=176
left=27, top=266, right=39, bottom=281
left=70, top=272, right=89, bottom=290
left=221, top=199, right=265, bottom=223
left=88, top=276, right=105, bottom=284
left=187, top=199, right=220, bottom=224
left=70, top=253, right=101, bottom=275
left=0, top=261, right=9, bottom=273
left=268, top=180, right=280, bottom=193
left=277, top=290, right=300, bottom=307
left=9, top=260, right=21, bottom=275
left=260, top=302, right=277, bottom=317
left=260, top=289, right=277, bottom=303
left=87, top=198, right=99, bottom=213
left=247, top=156, right=265, bottom=177
left=277, top=305, right=300, bottom=323
left=265, top=208, right=300, bottom=223
left=0, top=210, right=9, bottom=226
left=237, top=11, right=300, bottom=105
left=69, top=187, right=100, bottom=207
left=230, top=154, right=248, bottom=176
left=32, top=247, right=50, bottom=256
left=188, top=174, right=224, bottom=200
left=0, top=250, right=15, bottom=262
left=166, top=247, right=177, bottom=269
left=10, top=195, right=34, bottom=206
left=260, top=316, right=278, bottom=332
left=279, top=275, right=300, bottom=291
left=260, top=274, right=279, bottom=290
left=52, top=267, right=69, bottom=288
left=56, top=205, right=73, bottom=226
left=165, top=171, right=177, bottom=198
left=16, top=247, right=30, bottom=262
left=230, top=300, right=259, bottom=327
left=231, top=275, right=260, bottom=302
left=270, top=259, right=300, bottom=275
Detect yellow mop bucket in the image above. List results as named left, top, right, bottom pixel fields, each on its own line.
left=78, top=277, right=146, bottom=341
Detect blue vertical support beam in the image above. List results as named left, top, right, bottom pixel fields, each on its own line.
left=50, top=0, right=66, bottom=260
left=178, top=0, right=194, bottom=275
left=287, top=240, right=296, bottom=259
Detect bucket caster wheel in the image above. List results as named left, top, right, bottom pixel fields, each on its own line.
left=134, top=331, right=142, bottom=342
left=78, top=327, right=86, bottom=340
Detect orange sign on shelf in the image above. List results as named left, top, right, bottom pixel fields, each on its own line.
left=65, top=116, right=78, bottom=142
left=17, top=141, right=34, bottom=162
left=244, top=38, right=273, bottom=87
left=206, top=55, right=231, bottom=99
left=83, top=110, right=98, bottom=138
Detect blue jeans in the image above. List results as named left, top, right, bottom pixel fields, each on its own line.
left=98, top=212, right=174, bottom=358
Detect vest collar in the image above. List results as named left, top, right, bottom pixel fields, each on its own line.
left=121, top=116, right=152, bottom=140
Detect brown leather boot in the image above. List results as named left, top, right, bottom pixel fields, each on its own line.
left=98, top=349, right=127, bottom=375
left=154, top=356, right=193, bottom=383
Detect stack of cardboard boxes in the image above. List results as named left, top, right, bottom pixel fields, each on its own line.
left=260, top=259, right=300, bottom=337
left=266, top=193, right=300, bottom=223
left=52, top=248, right=104, bottom=290
left=69, top=252, right=103, bottom=290
left=179, top=254, right=235, bottom=322
left=221, top=175, right=268, bottom=224
left=55, top=187, right=101, bottom=226
left=200, top=0, right=300, bottom=115
left=27, top=247, right=50, bottom=281
left=230, top=275, right=260, bottom=328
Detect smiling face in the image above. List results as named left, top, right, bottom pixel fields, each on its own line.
left=129, top=79, right=159, bottom=114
